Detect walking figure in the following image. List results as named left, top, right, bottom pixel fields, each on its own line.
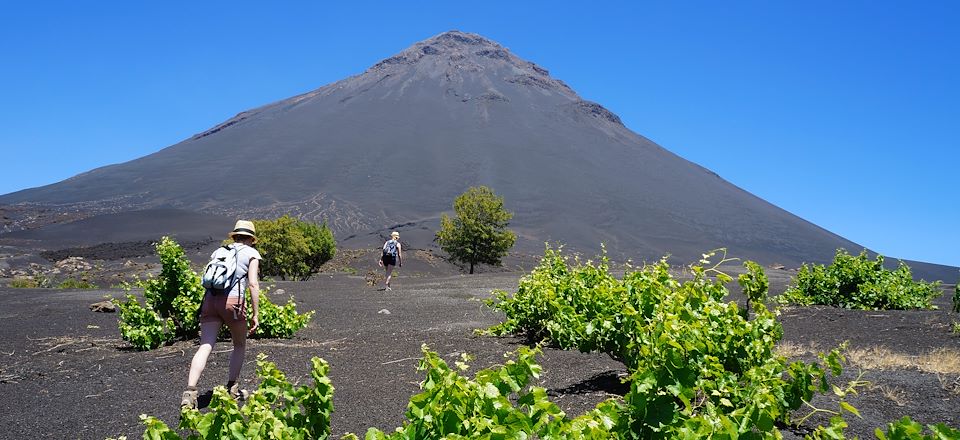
left=181, top=220, right=262, bottom=409
left=378, top=231, right=402, bottom=291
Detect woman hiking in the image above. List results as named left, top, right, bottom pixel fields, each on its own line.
left=181, top=220, right=262, bottom=409
left=378, top=231, right=402, bottom=291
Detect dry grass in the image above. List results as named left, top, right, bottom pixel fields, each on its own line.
left=316, top=248, right=371, bottom=274
left=868, top=383, right=907, bottom=406
left=414, top=249, right=445, bottom=266
left=775, top=341, right=822, bottom=359
left=776, top=343, right=960, bottom=375
left=777, top=342, right=960, bottom=398
left=846, top=347, right=960, bottom=375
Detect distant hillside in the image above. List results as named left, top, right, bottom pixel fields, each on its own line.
left=2, top=31, right=955, bottom=281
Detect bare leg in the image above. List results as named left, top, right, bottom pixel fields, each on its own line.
left=187, top=321, right=222, bottom=387
left=225, top=315, right=248, bottom=383
left=385, top=264, right=394, bottom=289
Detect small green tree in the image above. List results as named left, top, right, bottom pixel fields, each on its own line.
left=435, top=186, right=516, bottom=274
left=254, top=215, right=336, bottom=281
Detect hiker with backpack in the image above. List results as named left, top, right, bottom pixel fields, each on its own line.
left=181, top=220, right=262, bottom=409
left=378, top=231, right=402, bottom=291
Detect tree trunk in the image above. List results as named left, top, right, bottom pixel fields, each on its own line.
left=469, top=262, right=474, bottom=274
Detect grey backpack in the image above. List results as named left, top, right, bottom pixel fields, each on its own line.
left=201, top=244, right=246, bottom=295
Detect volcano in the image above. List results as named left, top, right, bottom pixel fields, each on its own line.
left=1, top=31, right=953, bottom=279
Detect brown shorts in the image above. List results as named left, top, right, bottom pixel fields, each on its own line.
left=199, top=294, right=246, bottom=324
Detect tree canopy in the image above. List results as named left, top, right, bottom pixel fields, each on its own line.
left=435, top=186, right=516, bottom=274
left=254, top=215, right=336, bottom=281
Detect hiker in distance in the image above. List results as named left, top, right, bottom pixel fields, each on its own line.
left=181, top=220, right=262, bottom=409
left=378, top=231, right=402, bottom=291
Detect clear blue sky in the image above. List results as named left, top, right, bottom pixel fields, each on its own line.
left=2, top=1, right=957, bottom=268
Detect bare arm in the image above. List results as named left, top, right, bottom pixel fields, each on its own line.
left=247, top=258, right=260, bottom=335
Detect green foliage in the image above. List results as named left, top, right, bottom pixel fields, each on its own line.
left=115, top=292, right=175, bottom=350
left=119, top=345, right=960, bottom=440
left=57, top=277, right=99, bottom=289
left=116, top=237, right=313, bottom=350
left=116, top=244, right=960, bottom=439
left=116, top=237, right=204, bottom=350
left=135, top=353, right=334, bottom=440
left=435, top=186, right=516, bottom=274
left=10, top=272, right=97, bottom=289
left=484, top=247, right=830, bottom=437
left=779, top=249, right=943, bottom=310
left=798, top=350, right=872, bottom=439
left=125, top=347, right=626, bottom=440
left=254, top=215, right=336, bottom=281
left=253, top=292, right=315, bottom=339
left=739, top=260, right=769, bottom=305
left=10, top=277, right=39, bottom=288
left=874, top=416, right=960, bottom=440
left=360, top=344, right=622, bottom=439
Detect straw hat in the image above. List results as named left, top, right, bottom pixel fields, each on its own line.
left=229, top=220, right=258, bottom=244
left=391, top=231, right=400, bottom=239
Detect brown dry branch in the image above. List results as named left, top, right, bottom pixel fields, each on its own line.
left=253, top=337, right=349, bottom=349
left=31, top=336, right=117, bottom=356
left=936, top=373, right=960, bottom=395
left=0, top=373, right=20, bottom=383
left=868, top=384, right=907, bottom=406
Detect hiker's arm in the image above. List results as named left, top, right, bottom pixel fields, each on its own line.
left=398, top=243, right=402, bottom=267
left=247, top=258, right=261, bottom=335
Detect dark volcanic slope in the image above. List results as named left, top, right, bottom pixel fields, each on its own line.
left=2, top=30, right=940, bottom=274
left=1, top=209, right=231, bottom=247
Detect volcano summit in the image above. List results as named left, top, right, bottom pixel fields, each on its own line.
left=1, top=31, right=952, bottom=278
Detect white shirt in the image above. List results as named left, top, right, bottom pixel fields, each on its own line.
left=220, top=243, right=262, bottom=298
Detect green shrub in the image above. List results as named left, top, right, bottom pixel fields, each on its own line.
left=118, top=342, right=959, bottom=439
left=876, top=416, right=960, bottom=440
left=779, top=249, right=942, bottom=310
left=122, top=353, right=334, bottom=440
left=115, top=245, right=960, bottom=439
left=253, top=292, right=315, bottom=339
left=57, top=277, right=99, bottom=289
left=483, top=247, right=832, bottom=436
left=116, top=237, right=204, bottom=349
left=254, top=215, right=336, bottom=281
left=124, top=346, right=623, bottom=440
left=10, top=277, right=38, bottom=288
left=116, top=237, right=313, bottom=350
left=121, top=345, right=957, bottom=439
left=357, top=345, right=622, bottom=439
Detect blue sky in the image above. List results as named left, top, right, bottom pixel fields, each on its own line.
left=1, top=1, right=957, bottom=268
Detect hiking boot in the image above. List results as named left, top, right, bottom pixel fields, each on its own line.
left=385, top=286, right=392, bottom=291
left=228, top=382, right=250, bottom=401
left=180, top=389, right=198, bottom=409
